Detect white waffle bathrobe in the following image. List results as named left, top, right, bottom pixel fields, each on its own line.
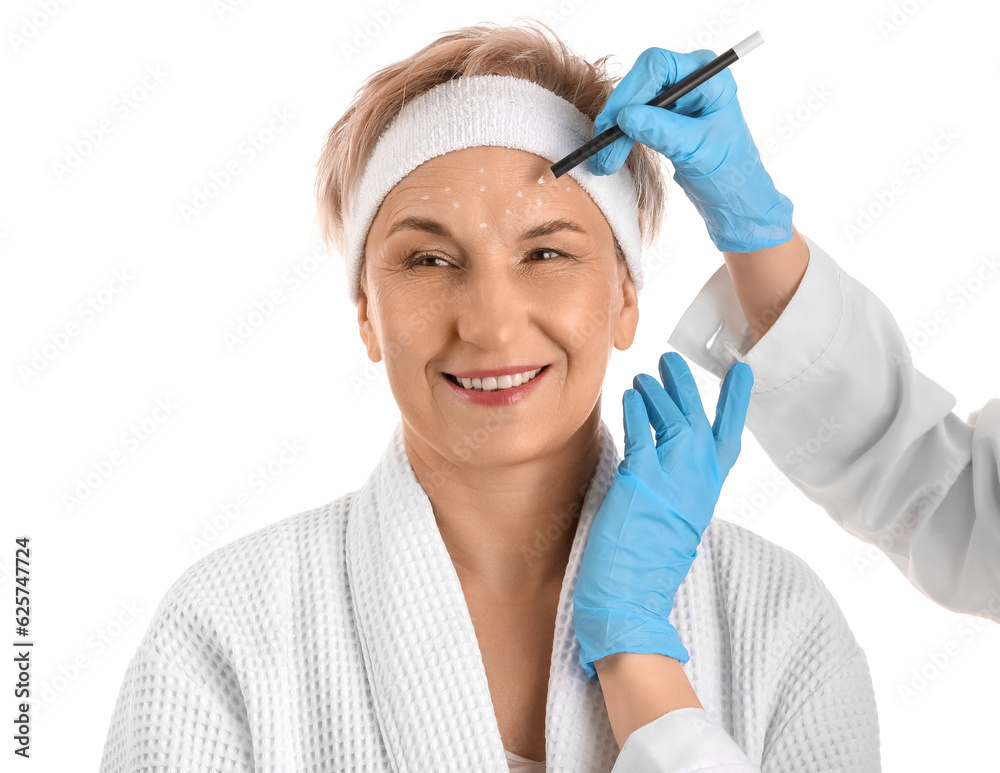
left=99, top=412, right=880, bottom=772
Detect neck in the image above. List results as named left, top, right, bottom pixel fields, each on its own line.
left=402, top=407, right=604, bottom=597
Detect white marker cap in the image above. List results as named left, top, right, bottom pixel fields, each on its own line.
left=733, top=31, right=765, bottom=59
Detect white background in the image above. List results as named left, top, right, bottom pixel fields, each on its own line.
left=3, top=0, right=999, bottom=769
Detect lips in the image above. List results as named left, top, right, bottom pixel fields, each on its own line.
left=442, top=362, right=550, bottom=404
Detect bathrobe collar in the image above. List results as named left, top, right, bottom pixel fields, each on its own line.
left=345, top=418, right=623, bottom=773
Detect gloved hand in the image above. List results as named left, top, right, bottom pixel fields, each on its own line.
left=588, top=47, right=793, bottom=253
left=574, top=352, right=753, bottom=680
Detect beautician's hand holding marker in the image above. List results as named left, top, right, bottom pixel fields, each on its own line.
left=563, top=33, right=1000, bottom=622
left=565, top=33, right=792, bottom=254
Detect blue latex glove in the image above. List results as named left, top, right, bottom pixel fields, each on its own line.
left=574, top=353, right=753, bottom=680
left=588, top=47, right=793, bottom=253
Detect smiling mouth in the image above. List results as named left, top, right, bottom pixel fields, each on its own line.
left=444, top=364, right=549, bottom=390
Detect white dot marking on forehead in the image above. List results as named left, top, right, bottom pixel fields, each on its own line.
left=479, top=185, right=485, bottom=191
left=445, top=186, right=451, bottom=192
left=421, top=195, right=429, bottom=200
left=452, top=201, right=459, bottom=207
left=505, top=209, right=511, bottom=215
left=480, top=167, right=484, bottom=173
left=480, top=223, right=487, bottom=228
left=516, top=190, right=523, bottom=197
left=536, top=199, right=542, bottom=206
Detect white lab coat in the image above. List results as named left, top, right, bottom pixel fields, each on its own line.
left=668, top=233, right=1000, bottom=622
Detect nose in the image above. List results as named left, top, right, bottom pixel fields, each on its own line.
left=454, top=259, right=531, bottom=351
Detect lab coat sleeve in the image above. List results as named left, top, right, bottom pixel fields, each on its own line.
left=611, top=707, right=758, bottom=772
left=97, top=596, right=255, bottom=772
left=667, top=232, right=1000, bottom=621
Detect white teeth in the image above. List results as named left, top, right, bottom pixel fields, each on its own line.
left=457, top=368, right=543, bottom=392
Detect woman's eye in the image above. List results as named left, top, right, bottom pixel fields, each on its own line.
left=407, top=254, right=451, bottom=268
left=532, top=249, right=563, bottom=261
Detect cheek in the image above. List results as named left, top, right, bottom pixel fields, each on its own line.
left=548, top=295, right=614, bottom=363
left=378, top=294, right=451, bottom=366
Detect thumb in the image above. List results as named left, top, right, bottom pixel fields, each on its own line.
left=622, top=388, right=653, bottom=462
left=712, top=362, right=754, bottom=477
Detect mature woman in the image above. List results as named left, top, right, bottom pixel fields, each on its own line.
left=99, top=20, right=879, bottom=773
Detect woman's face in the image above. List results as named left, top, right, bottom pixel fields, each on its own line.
left=358, top=145, right=638, bottom=468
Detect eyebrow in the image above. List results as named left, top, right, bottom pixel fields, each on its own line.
left=384, top=216, right=589, bottom=241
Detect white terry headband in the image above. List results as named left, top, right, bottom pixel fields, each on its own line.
left=340, top=73, right=644, bottom=306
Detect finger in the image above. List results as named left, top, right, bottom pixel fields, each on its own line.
left=589, top=131, right=634, bottom=177
left=664, top=49, right=738, bottom=117
left=589, top=47, right=731, bottom=175
left=632, top=371, right=687, bottom=448
left=601, top=48, right=731, bottom=125
left=622, top=388, right=654, bottom=460
left=658, top=352, right=712, bottom=438
left=712, top=362, right=754, bottom=476
left=614, top=104, right=704, bottom=167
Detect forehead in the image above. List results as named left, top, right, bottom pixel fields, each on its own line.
left=379, top=146, right=594, bottom=211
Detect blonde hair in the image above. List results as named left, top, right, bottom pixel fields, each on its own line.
left=314, top=17, right=668, bottom=284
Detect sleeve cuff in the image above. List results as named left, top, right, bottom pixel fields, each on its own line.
left=613, top=707, right=756, bottom=772
left=667, top=233, right=845, bottom=394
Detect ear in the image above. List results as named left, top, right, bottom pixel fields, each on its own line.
left=357, top=276, right=383, bottom=363
left=613, top=267, right=639, bottom=351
